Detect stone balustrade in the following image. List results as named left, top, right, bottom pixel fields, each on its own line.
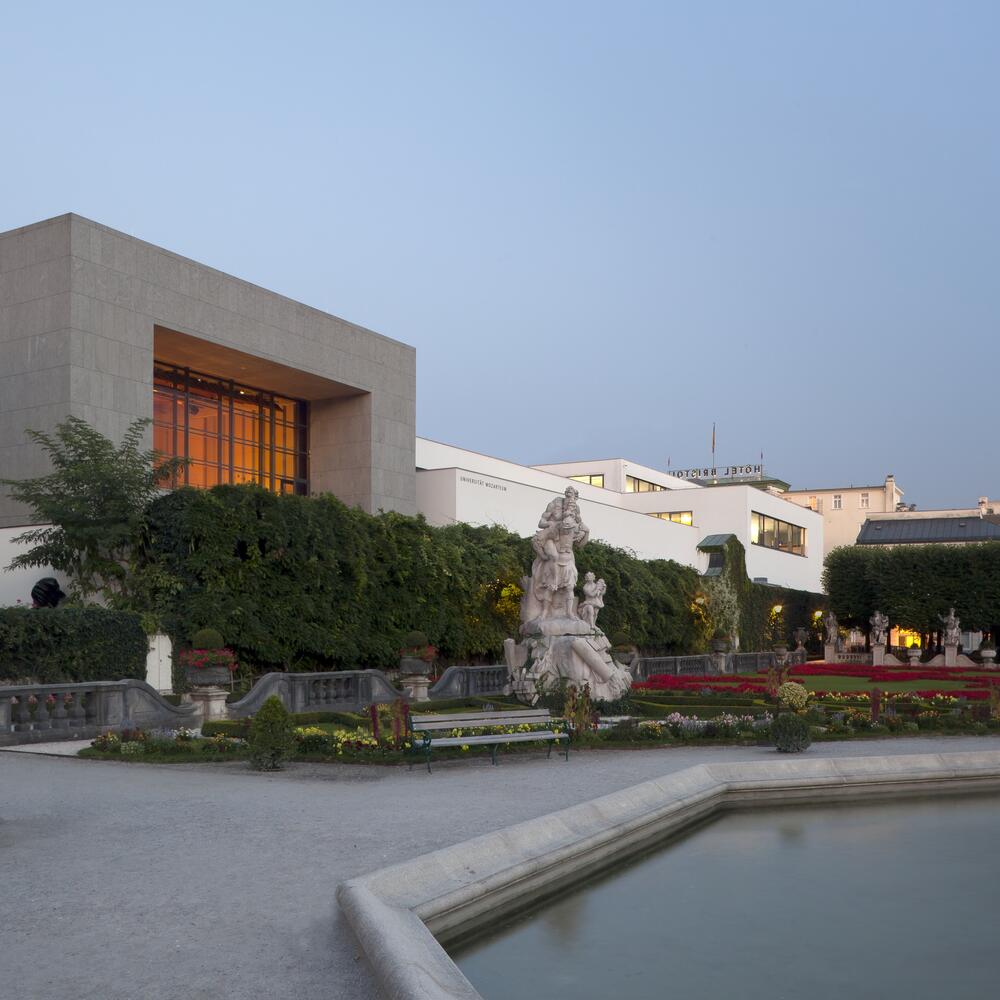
left=634, top=649, right=808, bottom=681
left=0, top=679, right=198, bottom=746
left=226, top=670, right=400, bottom=718
left=428, top=665, right=511, bottom=700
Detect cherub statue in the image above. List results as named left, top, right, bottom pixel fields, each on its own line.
left=579, top=572, right=606, bottom=629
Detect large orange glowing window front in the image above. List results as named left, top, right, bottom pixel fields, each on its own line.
left=153, top=363, right=308, bottom=494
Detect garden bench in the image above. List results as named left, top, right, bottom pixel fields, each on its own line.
left=408, top=708, right=569, bottom=772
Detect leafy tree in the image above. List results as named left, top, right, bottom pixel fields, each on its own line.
left=1, top=416, right=186, bottom=603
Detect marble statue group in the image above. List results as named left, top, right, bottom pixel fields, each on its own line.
left=504, top=487, right=632, bottom=703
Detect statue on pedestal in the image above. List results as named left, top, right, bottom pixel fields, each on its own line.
left=505, top=487, right=632, bottom=704
left=823, top=611, right=840, bottom=648
left=870, top=610, right=889, bottom=647
left=940, top=608, right=961, bottom=647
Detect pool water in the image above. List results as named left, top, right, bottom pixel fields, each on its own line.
left=452, top=795, right=1000, bottom=999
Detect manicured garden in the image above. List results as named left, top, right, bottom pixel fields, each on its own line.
left=77, top=662, right=1000, bottom=768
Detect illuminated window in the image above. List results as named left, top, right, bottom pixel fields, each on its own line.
left=569, top=474, right=605, bottom=488
left=751, top=511, right=806, bottom=555
left=625, top=475, right=666, bottom=493
left=832, top=494, right=842, bottom=510
left=650, top=511, right=694, bottom=525
left=153, top=362, right=308, bottom=494
left=860, top=492, right=870, bottom=509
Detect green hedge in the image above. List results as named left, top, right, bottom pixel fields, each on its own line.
left=133, top=485, right=710, bottom=672
left=130, top=484, right=824, bottom=674
left=824, top=543, right=1000, bottom=634
left=0, top=607, right=148, bottom=684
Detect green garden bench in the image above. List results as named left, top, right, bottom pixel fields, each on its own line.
left=408, top=708, right=569, bottom=773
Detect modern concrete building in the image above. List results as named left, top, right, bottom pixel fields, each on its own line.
left=0, top=214, right=416, bottom=528
left=782, top=475, right=903, bottom=557
left=417, top=439, right=824, bottom=592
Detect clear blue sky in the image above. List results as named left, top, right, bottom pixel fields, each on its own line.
left=3, top=2, right=997, bottom=508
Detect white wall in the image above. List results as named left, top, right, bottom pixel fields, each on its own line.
left=418, top=466, right=706, bottom=568
left=416, top=438, right=825, bottom=591
left=622, top=485, right=823, bottom=591
left=531, top=458, right=697, bottom=493
left=0, top=526, right=65, bottom=607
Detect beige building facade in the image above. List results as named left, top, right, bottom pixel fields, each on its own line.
left=0, top=214, right=416, bottom=527
left=782, top=475, right=903, bottom=556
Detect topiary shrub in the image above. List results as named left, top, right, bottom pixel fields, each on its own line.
left=190, top=627, right=224, bottom=650
left=248, top=695, right=294, bottom=770
left=772, top=712, right=812, bottom=753
left=777, top=681, right=809, bottom=711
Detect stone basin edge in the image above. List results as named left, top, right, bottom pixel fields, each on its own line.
left=336, top=751, right=1000, bottom=1000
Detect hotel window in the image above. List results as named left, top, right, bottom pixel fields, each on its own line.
left=625, top=475, right=666, bottom=493
left=750, top=511, right=806, bottom=556
left=650, top=511, right=694, bottom=525
left=860, top=492, right=870, bottom=509
left=832, top=494, right=842, bottom=510
left=153, top=362, right=308, bottom=495
left=569, top=473, right=605, bottom=488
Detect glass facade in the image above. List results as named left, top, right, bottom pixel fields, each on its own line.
left=751, top=511, right=806, bottom=556
left=650, top=511, right=694, bottom=525
left=569, top=473, right=605, bottom=488
left=153, top=362, right=308, bottom=494
left=625, top=475, right=666, bottom=493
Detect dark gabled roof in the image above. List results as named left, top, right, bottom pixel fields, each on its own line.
left=856, top=517, right=1000, bottom=545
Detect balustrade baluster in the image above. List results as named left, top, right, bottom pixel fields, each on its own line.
left=79, top=690, right=96, bottom=725
left=51, top=691, right=70, bottom=728
left=13, top=696, right=32, bottom=731
left=68, top=690, right=86, bottom=728
left=34, top=693, right=52, bottom=730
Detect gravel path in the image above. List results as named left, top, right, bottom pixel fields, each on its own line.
left=2, top=736, right=997, bottom=1000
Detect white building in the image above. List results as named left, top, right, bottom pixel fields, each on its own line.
left=416, top=439, right=823, bottom=592
left=782, top=475, right=903, bottom=557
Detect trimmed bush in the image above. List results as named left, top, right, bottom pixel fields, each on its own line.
left=248, top=695, right=294, bottom=770
left=772, top=712, right=812, bottom=753
left=0, top=606, right=148, bottom=683
left=190, top=627, right=224, bottom=649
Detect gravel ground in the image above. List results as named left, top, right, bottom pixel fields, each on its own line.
left=2, top=735, right=997, bottom=1000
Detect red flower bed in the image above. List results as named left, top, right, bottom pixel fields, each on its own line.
left=636, top=663, right=1000, bottom=701
left=636, top=675, right=767, bottom=695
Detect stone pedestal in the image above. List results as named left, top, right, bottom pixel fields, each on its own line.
left=944, top=644, right=960, bottom=668
left=401, top=675, right=431, bottom=702
left=824, top=643, right=839, bottom=663
left=871, top=643, right=886, bottom=667
left=187, top=686, right=229, bottom=722
left=711, top=651, right=728, bottom=675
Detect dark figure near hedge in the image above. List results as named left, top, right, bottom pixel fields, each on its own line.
left=31, top=577, right=65, bottom=608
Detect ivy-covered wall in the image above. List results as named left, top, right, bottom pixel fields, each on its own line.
left=132, top=485, right=826, bottom=673
left=709, top=535, right=827, bottom=652
left=0, top=607, right=148, bottom=684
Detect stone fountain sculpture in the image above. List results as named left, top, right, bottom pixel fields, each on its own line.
left=504, top=487, right=632, bottom=703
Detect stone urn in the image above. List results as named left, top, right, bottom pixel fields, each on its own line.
left=398, top=656, right=432, bottom=677
left=906, top=646, right=922, bottom=665
left=186, top=665, right=233, bottom=687
left=710, top=636, right=730, bottom=654
left=980, top=647, right=997, bottom=669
